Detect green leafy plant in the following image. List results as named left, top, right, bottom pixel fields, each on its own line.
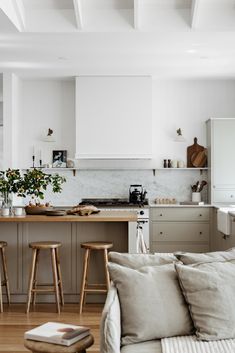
left=0, top=169, right=24, bottom=195
left=21, top=168, right=66, bottom=204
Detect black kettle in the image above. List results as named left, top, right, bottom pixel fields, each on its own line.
left=129, top=185, right=147, bottom=204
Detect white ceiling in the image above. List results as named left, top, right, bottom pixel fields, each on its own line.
left=0, top=0, right=235, bottom=78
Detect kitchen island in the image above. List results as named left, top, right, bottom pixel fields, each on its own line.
left=0, top=211, right=137, bottom=303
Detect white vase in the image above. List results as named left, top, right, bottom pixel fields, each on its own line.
left=192, top=192, right=201, bottom=202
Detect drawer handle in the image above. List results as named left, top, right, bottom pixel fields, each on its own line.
left=199, top=214, right=202, bottom=217
left=231, top=195, right=234, bottom=198
left=199, top=231, right=203, bottom=235
left=159, top=214, right=163, bottom=217
left=160, top=232, right=163, bottom=235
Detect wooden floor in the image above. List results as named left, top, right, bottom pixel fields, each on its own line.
left=0, top=304, right=103, bottom=353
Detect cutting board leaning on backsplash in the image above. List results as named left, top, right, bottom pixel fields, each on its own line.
left=187, top=137, right=207, bottom=168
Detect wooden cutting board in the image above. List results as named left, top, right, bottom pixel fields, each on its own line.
left=187, top=137, right=205, bottom=167
left=191, top=149, right=207, bottom=167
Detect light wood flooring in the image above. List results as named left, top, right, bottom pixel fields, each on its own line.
left=0, top=304, right=102, bottom=353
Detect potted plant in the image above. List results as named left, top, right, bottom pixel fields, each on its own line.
left=0, top=169, right=24, bottom=209
left=21, top=168, right=66, bottom=214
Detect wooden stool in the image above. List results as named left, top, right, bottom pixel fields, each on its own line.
left=79, top=242, right=113, bottom=314
left=26, top=241, right=64, bottom=314
left=24, top=334, right=94, bottom=353
left=0, top=241, right=10, bottom=312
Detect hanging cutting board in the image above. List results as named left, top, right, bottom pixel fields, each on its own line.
left=191, top=149, right=207, bottom=168
left=187, top=137, right=205, bottom=167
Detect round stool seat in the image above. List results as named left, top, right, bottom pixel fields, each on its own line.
left=0, top=241, right=7, bottom=248
left=81, top=241, right=113, bottom=250
left=29, top=241, right=61, bottom=249
left=24, top=334, right=94, bottom=353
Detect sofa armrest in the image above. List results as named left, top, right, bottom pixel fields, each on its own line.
left=100, top=282, right=121, bottom=353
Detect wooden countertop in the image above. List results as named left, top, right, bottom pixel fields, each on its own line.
left=0, top=210, right=137, bottom=222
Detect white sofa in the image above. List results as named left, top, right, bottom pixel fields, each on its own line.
left=100, top=250, right=235, bottom=353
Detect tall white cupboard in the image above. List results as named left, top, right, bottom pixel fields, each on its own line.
left=207, top=118, right=235, bottom=204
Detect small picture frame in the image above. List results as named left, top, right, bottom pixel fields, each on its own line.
left=52, top=150, right=67, bottom=168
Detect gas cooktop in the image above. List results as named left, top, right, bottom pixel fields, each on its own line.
left=79, top=198, right=149, bottom=207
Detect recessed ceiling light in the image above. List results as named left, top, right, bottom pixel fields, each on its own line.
left=187, top=49, right=197, bottom=54
left=58, top=56, right=67, bottom=61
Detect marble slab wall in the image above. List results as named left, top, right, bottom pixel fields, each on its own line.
left=42, top=169, right=208, bottom=206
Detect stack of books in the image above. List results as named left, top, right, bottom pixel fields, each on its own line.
left=24, top=322, right=90, bottom=346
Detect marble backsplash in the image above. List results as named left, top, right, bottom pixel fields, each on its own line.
left=39, top=169, right=209, bottom=206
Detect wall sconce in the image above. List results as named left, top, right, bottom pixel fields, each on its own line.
left=174, top=128, right=186, bottom=142
left=43, top=128, right=55, bottom=142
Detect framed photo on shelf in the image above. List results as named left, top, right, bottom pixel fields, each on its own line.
left=52, top=150, right=67, bottom=168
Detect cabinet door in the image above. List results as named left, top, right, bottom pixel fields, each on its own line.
left=75, top=76, right=152, bottom=159
left=213, top=119, right=235, bottom=188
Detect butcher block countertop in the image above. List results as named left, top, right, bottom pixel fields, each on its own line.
left=0, top=210, right=138, bottom=222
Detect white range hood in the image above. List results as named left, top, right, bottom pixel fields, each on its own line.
left=75, top=76, right=152, bottom=160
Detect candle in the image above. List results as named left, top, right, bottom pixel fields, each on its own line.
left=33, top=146, right=35, bottom=157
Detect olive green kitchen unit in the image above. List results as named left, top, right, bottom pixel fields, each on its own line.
left=150, top=207, right=212, bottom=253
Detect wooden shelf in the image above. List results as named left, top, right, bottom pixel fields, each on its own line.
left=152, top=168, right=208, bottom=176
left=22, top=168, right=79, bottom=176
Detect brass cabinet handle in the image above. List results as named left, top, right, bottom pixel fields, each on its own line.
left=160, top=231, right=163, bottom=235
left=159, top=214, right=163, bottom=217
left=199, top=231, right=202, bottom=235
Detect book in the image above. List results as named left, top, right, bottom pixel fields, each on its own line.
left=24, top=322, right=90, bottom=346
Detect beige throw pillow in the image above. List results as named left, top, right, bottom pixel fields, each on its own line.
left=108, top=252, right=178, bottom=269
left=176, top=261, right=235, bottom=340
left=175, top=247, right=235, bottom=265
left=108, top=262, right=193, bottom=345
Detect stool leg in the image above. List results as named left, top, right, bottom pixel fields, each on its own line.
left=26, top=248, right=37, bottom=314
left=83, top=249, right=90, bottom=306
left=55, top=248, right=64, bottom=306
left=32, top=249, right=39, bottom=306
left=1, top=247, right=10, bottom=305
left=79, top=249, right=89, bottom=314
left=0, top=268, right=3, bottom=313
left=51, top=248, right=60, bottom=314
left=104, top=249, right=110, bottom=291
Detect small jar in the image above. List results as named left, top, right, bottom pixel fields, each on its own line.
left=163, top=159, right=167, bottom=168
left=168, top=159, right=171, bottom=168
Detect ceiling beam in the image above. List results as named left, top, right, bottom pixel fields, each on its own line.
left=0, top=0, right=25, bottom=31
left=73, top=0, right=83, bottom=30
left=191, top=0, right=201, bottom=29
left=134, top=0, right=141, bottom=30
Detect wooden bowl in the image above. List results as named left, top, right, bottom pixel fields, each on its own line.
left=25, top=206, right=54, bottom=215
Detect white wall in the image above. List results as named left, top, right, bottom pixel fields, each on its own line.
left=152, top=79, right=235, bottom=167
left=0, top=74, right=2, bottom=169
left=19, top=79, right=75, bottom=168
left=3, top=73, right=21, bottom=169
left=4, top=77, right=235, bottom=205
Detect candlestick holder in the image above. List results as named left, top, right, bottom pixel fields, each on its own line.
left=39, top=159, right=42, bottom=168
left=32, top=155, right=35, bottom=168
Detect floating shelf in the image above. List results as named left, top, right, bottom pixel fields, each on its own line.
left=152, top=168, right=208, bottom=176
left=22, top=168, right=79, bottom=176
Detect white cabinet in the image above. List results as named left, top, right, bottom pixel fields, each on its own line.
left=207, top=119, right=235, bottom=204
left=150, top=207, right=211, bottom=253
left=75, top=76, right=152, bottom=159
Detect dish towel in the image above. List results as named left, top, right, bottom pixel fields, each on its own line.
left=217, top=208, right=232, bottom=235
left=136, top=225, right=148, bottom=254
left=161, top=335, right=235, bottom=353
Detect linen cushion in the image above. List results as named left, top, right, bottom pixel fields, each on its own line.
left=175, top=247, right=235, bottom=265
left=108, top=262, right=193, bottom=345
left=121, top=340, right=162, bottom=353
left=108, top=252, right=178, bottom=269
left=175, top=261, right=235, bottom=340
left=100, top=283, right=121, bottom=353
